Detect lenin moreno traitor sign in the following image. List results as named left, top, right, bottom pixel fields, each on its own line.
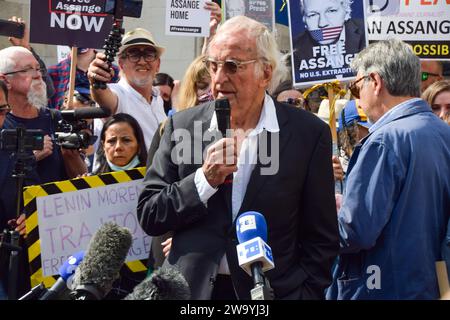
left=288, top=0, right=368, bottom=87
left=30, top=0, right=114, bottom=48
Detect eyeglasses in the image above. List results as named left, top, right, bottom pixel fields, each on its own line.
left=4, top=66, right=43, bottom=77
left=283, top=97, right=305, bottom=108
left=0, top=103, right=11, bottom=115
left=204, top=58, right=257, bottom=75
left=421, top=71, right=440, bottom=81
left=124, top=49, right=158, bottom=63
left=349, top=75, right=370, bottom=99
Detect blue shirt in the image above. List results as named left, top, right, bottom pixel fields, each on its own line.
left=327, top=98, right=450, bottom=299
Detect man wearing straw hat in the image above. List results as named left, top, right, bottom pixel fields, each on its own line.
left=88, top=28, right=167, bottom=150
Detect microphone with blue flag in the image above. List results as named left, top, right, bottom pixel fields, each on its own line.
left=39, top=251, right=85, bottom=300
left=236, top=211, right=274, bottom=300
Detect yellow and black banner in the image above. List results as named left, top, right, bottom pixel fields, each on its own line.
left=23, top=167, right=148, bottom=288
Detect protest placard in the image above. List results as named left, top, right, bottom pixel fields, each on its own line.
left=367, top=0, right=449, bottom=60
left=165, top=0, right=210, bottom=37
left=23, top=167, right=150, bottom=288
left=29, top=0, right=114, bottom=48
left=224, top=0, right=275, bottom=31
left=288, top=0, right=368, bottom=87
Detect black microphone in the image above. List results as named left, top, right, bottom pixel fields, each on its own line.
left=215, top=98, right=230, bottom=138
left=124, top=266, right=190, bottom=300
left=70, top=222, right=132, bottom=300
left=60, top=107, right=111, bottom=121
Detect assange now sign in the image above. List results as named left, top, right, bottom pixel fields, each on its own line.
left=30, top=0, right=114, bottom=48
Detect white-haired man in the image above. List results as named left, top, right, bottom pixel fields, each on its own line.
left=137, top=16, right=339, bottom=300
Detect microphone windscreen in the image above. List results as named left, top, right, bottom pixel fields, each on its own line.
left=236, top=211, right=268, bottom=243
left=71, top=222, right=132, bottom=297
left=124, top=266, right=190, bottom=300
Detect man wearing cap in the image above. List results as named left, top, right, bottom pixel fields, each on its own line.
left=88, top=28, right=167, bottom=150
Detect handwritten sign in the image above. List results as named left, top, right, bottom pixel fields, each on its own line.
left=165, top=0, right=210, bottom=37
left=23, top=167, right=149, bottom=287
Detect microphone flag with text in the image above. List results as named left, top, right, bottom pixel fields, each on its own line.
left=70, top=222, right=132, bottom=300
left=39, top=251, right=85, bottom=300
left=124, top=266, right=191, bottom=300
left=236, top=211, right=274, bottom=300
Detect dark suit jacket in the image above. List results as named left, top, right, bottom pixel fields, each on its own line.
left=137, top=100, right=339, bottom=300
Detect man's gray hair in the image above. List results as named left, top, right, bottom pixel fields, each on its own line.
left=0, top=46, right=33, bottom=74
left=208, top=16, right=287, bottom=93
left=300, top=0, right=353, bottom=21
left=350, top=39, right=421, bottom=97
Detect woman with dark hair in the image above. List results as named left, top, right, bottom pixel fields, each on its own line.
left=153, top=73, right=175, bottom=115
left=93, top=113, right=147, bottom=175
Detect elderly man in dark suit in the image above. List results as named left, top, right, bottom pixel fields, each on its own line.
left=137, top=16, right=339, bottom=300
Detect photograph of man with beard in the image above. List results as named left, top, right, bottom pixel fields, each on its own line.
left=289, top=0, right=367, bottom=87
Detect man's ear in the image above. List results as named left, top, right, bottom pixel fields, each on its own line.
left=0, top=74, right=12, bottom=90
left=371, top=73, right=383, bottom=96
left=261, top=63, right=273, bottom=88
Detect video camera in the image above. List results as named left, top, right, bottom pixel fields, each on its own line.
left=55, top=107, right=110, bottom=150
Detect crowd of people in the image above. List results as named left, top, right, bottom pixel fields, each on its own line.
left=0, top=1, right=449, bottom=301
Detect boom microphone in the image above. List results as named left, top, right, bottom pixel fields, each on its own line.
left=70, top=222, right=132, bottom=300
left=60, top=107, right=111, bottom=121
left=215, top=98, right=230, bottom=137
left=39, top=251, right=85, bottom=300
left=236, top=211, right=274, bottom=300
left=124, top=266, right=190, bottom=300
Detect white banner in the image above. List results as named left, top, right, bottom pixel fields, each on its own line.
left=36, top=180, right=151, bottom=277
left=165, top=0, right=210, bottom=37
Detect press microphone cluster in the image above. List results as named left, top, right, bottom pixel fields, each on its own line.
left=124, top=266, right=190, bottom=300
left=70, top=222, right=132, bottom=300
left=236, top=211, right=274, bottom=300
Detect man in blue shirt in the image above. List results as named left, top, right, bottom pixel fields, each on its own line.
left=327, top=39, right=450, bottom=299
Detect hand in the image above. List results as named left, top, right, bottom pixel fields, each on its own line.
left=162, top=237, right=172, bottom=257
left=204, top=1, right=222, bottom=37
left=33, top=135, right=53, bottom=161
left=7, top=214, right=27, bottom=238
left=202, top=138, right=237, bottom=188
left=332, top=155, right=344, bottom=181
left=15, top=213, right=27, bottom=237
left=8, top=16, right=30, bottom=49
left=87, top=52, right=114, bottom=85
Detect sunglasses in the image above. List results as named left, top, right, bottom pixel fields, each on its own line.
left=4, top=66, right=43, bottom=77
left=283, top=97, right=305, bottom=108
left=123, top=49, right=158, bottom=63
left=349, top=75, right=370, bottom=99
left=204, top=58, right=257, bottom=75
left=421, top=71, right=440, bottom=81
left=0, top=103, right=11, bottom=115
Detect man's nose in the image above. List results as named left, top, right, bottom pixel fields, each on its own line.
left=212, top=65, right=229, bottom=85
left=318, top=14, right=329, bottom=28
